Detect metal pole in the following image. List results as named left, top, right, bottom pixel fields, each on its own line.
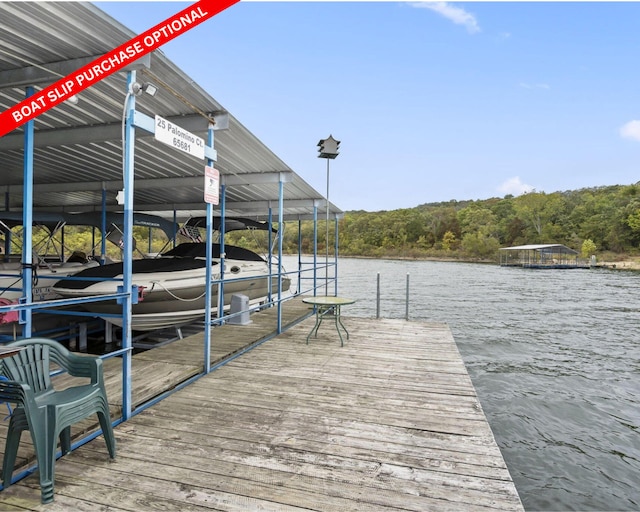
left=313, top=203, right=317, bottom=296
left=204, top=122, right=215, bottom=373
left=122, top=70, right=136, bottom=420
left=21, top=86, right=35, bottom=338
left=100, top=188, right=107, bottom=264
left=334, top=215, right=339, bottom=296
left=297, top=219, right=302, bottom=294
left=268, top=207, right=273, bottom=304
left=405, top=273, right=410, bottom=320
left=325, top=158, right=330, bottom=296
left=218, top=183, right=226, bottom=319
left=376, top=272, right=380, bottom=319
left=277, top=176, right=284, bottom=333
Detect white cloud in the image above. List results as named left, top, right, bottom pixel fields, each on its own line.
left=519, top=82, right=550, bottom=90
left=412, top=2, right=480, bottom=34
left=620, top=120, right=640, bottom=142
left=498, top=177, right=534, bottom=196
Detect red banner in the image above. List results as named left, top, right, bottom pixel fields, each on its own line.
left=0, top=0, right=239, bottom=137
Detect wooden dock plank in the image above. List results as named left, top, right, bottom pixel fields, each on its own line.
left=0, top=311, right=523, bottom=511
left=0, top=298, right=311, bottom=494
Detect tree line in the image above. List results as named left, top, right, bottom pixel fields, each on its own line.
left=278, top=183, right=640, bottom=261
left=15, top=183, right=640, bottom=263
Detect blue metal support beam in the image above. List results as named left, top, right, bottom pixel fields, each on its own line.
left=3, top=192, right=9, bottom=258
left=100, top=189, right=107, bottom=265
left=267, top=207, right=273, bottom=304
left=334, top=216, right=339, bottom=296
left=297, top=219, right=302, bottom=294
left=218, top=184, right=226, bottom=320
left=204, top=123, right=215, bottom=373
left=20, top=86, right=35, bottom=338
left=277, top=176, right=284, bottom=333
left=313, top=204, right=318, bottom=296
left=121, top=70, right=136, bottom=420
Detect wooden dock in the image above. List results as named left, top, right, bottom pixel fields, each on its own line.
left=0, top=298, right=523, bottom=511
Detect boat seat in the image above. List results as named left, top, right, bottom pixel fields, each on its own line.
left=0, top=338, right=116, bottom=503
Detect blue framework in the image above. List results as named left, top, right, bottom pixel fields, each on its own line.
left=20, top=86, right=35, bottom=338
left=0, top=71, right=343, bottom=448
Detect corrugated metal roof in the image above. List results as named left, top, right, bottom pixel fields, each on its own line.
left=0, top=2, right=339, bottom=221
left=499, top=244, right=578, bottom=254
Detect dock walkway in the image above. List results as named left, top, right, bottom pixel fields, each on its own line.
left=0, top=301, right=523, bottom=511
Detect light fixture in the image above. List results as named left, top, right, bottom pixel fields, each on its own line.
left=66, top=94, right=79, bottom=105
left=130, top=82, right=158, bottom=97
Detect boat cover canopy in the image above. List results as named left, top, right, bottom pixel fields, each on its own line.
left=0, top=211, right=177, bottom=239
left=163, top=243, right=266, bottom=262
left=183, top=217, right=277, bottom=233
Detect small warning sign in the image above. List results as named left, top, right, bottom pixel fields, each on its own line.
left=204, top=166, right=219, bottom=205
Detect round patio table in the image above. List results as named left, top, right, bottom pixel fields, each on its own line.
left=302, top=296, right=356, bottom=347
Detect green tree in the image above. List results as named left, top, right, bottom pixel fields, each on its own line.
left=581, top=239, right=597, bottom=258
left=461, top=232, right=500, bottom=259
left=441, top=231, right=458, bottom=251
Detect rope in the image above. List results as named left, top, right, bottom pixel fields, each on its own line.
left=147, top=279, right=218, bottom=302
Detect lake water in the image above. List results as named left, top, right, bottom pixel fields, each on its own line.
left=283, top=256, right=640, bottom=511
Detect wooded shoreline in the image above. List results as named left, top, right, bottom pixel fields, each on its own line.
left=289, top=253, right=640, bottom=271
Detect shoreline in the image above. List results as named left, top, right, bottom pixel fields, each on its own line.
left=287, top=253, right=640, bottom=270
left=597, top=260, right=640, bottom=271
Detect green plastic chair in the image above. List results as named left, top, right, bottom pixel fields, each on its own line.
left=0, top=338, right=116, bottom=503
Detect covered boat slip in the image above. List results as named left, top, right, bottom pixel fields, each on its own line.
left=0, top=311, right=523, bottom=511
left=499, top=244, right=589, bottom=269
left=0, top=1, right=342, bottom=420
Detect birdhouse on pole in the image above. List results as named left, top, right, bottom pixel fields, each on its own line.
left=317, top=135, right=340, bottom=159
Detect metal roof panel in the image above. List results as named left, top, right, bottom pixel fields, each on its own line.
left=0, top=2, right=340, bottom=221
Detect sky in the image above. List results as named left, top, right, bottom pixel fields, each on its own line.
left=96, top=1, right=640, bottom=212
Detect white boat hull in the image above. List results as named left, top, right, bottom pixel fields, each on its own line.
left=53, top=257, right=290, bottom=331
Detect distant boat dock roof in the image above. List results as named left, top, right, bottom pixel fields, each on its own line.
left=499, top=244, right=590, bottom=269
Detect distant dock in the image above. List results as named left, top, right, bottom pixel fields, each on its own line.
left=0, top=299, right=523, bottom=510
left=499, top=243, right=592, bottom=269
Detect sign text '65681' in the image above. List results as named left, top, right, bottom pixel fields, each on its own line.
left=154, top=115, right=205, bottom=160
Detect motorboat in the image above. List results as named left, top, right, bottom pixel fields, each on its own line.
left=0, top=212, right=99, bottom=331
left=52, top=218, right=291, bottom=331
left=0, top=211, right=179, bottom=333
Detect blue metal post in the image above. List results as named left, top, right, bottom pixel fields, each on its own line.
left=334, top=216, right=339, bottom=296
left=91, top=226, right=96, bottom=260
left=297, top=220, right=302, bottom=294
left=60, top=226, right=66, bottom=262
left=121, top=71, right=136, bottom=419
left=276, top=177, right=284, bottom=333
left=100, top=189, right=107, bottom=265
left=267, top=207, right=273, bottom=304
left=21, top=86, right=35, bottom=338
left=217, top=184, right=226, bottom=319
left=204, top=124, right=215, bottom=373
left=3, top=192, right=9, bottom=259
left=313, top=204, right=318, bottom=296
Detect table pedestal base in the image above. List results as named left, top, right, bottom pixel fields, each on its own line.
left=306, top=304, right=350, bottom=347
